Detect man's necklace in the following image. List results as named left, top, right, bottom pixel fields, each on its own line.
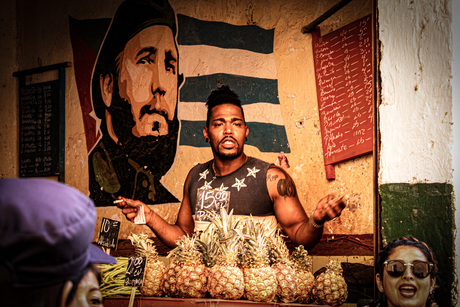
left=212, top=156, right=249, bottom=180
left=212, top=162, right=217, bottom=180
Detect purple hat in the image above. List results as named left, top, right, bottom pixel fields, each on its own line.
left=0, top=178, right=116, bottom=288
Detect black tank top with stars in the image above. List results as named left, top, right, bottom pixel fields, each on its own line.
left=188, top=157, right=274, bottom=220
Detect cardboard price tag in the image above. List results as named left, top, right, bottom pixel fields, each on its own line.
left=97, top=217, right=120, bottom=250
left=124, top=256, right=146, bottom=287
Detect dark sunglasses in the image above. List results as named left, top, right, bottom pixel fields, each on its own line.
left=384, top=260, right=433, bottom=279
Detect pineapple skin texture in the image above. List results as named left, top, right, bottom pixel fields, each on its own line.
left=207, top=264, right=245, bottom=300
left=177, top=263, right=209, bottom=298
left=312, top=270, right=348, bottom=306
left=272, top=263, right=298, bottom=303
left=243, top=265, right=277, bottom=302
left=140, top=260, right=165, bottom=297
left=295, top=269, right=315, bottom=303
left=162, top=262, right=182, bottom=297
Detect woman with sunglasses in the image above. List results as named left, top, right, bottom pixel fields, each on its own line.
left=375, top=236, right=438, bottom=307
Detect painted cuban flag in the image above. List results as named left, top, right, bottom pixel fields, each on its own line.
left=177, top=14, right=290, bottom=153
left=69, top=14, right=289, bottom=154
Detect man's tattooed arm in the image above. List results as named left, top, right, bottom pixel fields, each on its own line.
left=267, top=171, right=296, bottom=198
left=277, top=177, right=296, bottom=198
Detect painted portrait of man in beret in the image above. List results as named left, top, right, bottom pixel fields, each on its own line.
left=89, top=0, right=181, bottom=206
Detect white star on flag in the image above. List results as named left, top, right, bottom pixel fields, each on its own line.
left=232, top=178, right=247, bottom=191
left=216, top=183, right=229, bottom=191
left=200, top=181, right=213, bottom=190
left=199, top=169, right=209, bottom=181
left=247, top=167, right=260, bottom=178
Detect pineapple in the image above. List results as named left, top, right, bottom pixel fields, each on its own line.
left=268, top=231, right=298, bottom=303
left=202, top=209, right=245, bottom=300
left=162, top=252, right=182, bottom=297
left=290, top=245, right=315, bottom=304
left=128, top=233, right=165, bottom=297
left=241, top=217, right=277, bottom=302
left=171, top=234, right=208, bottom=298
left=312, top=260, right=348, bottom=306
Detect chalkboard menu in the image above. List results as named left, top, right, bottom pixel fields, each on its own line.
left=312, top=15, right=373, bottom=167
left=19, top=80, right=60, bottom=177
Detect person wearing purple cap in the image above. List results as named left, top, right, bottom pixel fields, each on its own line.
left=0, top=178, right=116, bottom=307
left=88, top=0, right=182, bottom=206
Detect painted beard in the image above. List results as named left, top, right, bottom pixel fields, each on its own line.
left=106, top=90, right=179, bottom=178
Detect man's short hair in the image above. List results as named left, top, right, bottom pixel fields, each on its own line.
left=91, top=0, right=177, bottom=119
left=205, top=85, right=245, bottom=126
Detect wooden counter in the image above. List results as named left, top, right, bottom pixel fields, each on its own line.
left=103, top=297, right=331, bottom=307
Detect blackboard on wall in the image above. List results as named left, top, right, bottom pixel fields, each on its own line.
left=312, top=15, right=373, bottom=171
left=14, top=62, right=70, bottom=181
left=19, top=80, right=61, bottom=177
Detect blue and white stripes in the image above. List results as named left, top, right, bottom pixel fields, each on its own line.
left=177, top=14, right=290, bottom=153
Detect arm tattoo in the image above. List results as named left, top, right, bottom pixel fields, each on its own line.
left=277, top=177, right=296, bottom=198
left=267, top=174, right=278, bottom=182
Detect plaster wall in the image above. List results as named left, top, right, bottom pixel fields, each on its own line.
left=0, top=0, right=18, bottom=177
left=378, top=0, right=452, bottom=185
left=453, top=0, right=460, bottom=302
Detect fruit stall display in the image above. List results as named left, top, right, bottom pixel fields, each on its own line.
left=99, top=209, right=348, bottom=306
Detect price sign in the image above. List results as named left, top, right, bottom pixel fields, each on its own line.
left=97, top=217, right=120, bottom=249
left=124, top=256, right=147, bottom=287
left=195, top=189, right=230, bottom=222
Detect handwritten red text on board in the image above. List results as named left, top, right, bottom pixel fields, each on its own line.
left=312, top=15, right=373, bottom=165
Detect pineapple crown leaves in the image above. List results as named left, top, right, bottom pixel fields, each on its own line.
left=240, top=216, right=271, bottom=266
left=326, top=259, right=344, bottom=274
left=218, top=230, right=244, bottom=265
left=200, top=209, right=244, bottom=266
left=168, top=234, right=204, bottom=265
left=267, top=230, right=291, bottom=266
left=128, top=233, right=159, bottom=259
left=290, top=245, right=312, bottom=271
left=204, top=208, right=241, bottom=243
left=195, top=228, right=220, bottom=268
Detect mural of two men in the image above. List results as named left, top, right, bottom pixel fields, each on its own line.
left=74, top=0, right=290, bottom=206
left=89, top=0, right=181, bottom=205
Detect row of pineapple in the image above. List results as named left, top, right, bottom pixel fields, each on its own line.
left=118, top=208, right=348, bottom=306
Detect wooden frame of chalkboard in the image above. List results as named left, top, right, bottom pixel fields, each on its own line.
left=13, top=62, right=71, bottom=182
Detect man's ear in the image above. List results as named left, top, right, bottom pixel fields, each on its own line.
left=376, top=273, right=385, bottom=293
left=203, top=127, right=209, bottom=143
left=100, top=74, right=113, bottom=108
left=60, top=280, right=73, bottom=307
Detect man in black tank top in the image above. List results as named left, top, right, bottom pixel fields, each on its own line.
left=117, top=85, right=346, bottom=249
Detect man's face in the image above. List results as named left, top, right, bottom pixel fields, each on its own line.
left=116, top=25, right=178, bottom=138
left=204, top=103, right=248, bottom=160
